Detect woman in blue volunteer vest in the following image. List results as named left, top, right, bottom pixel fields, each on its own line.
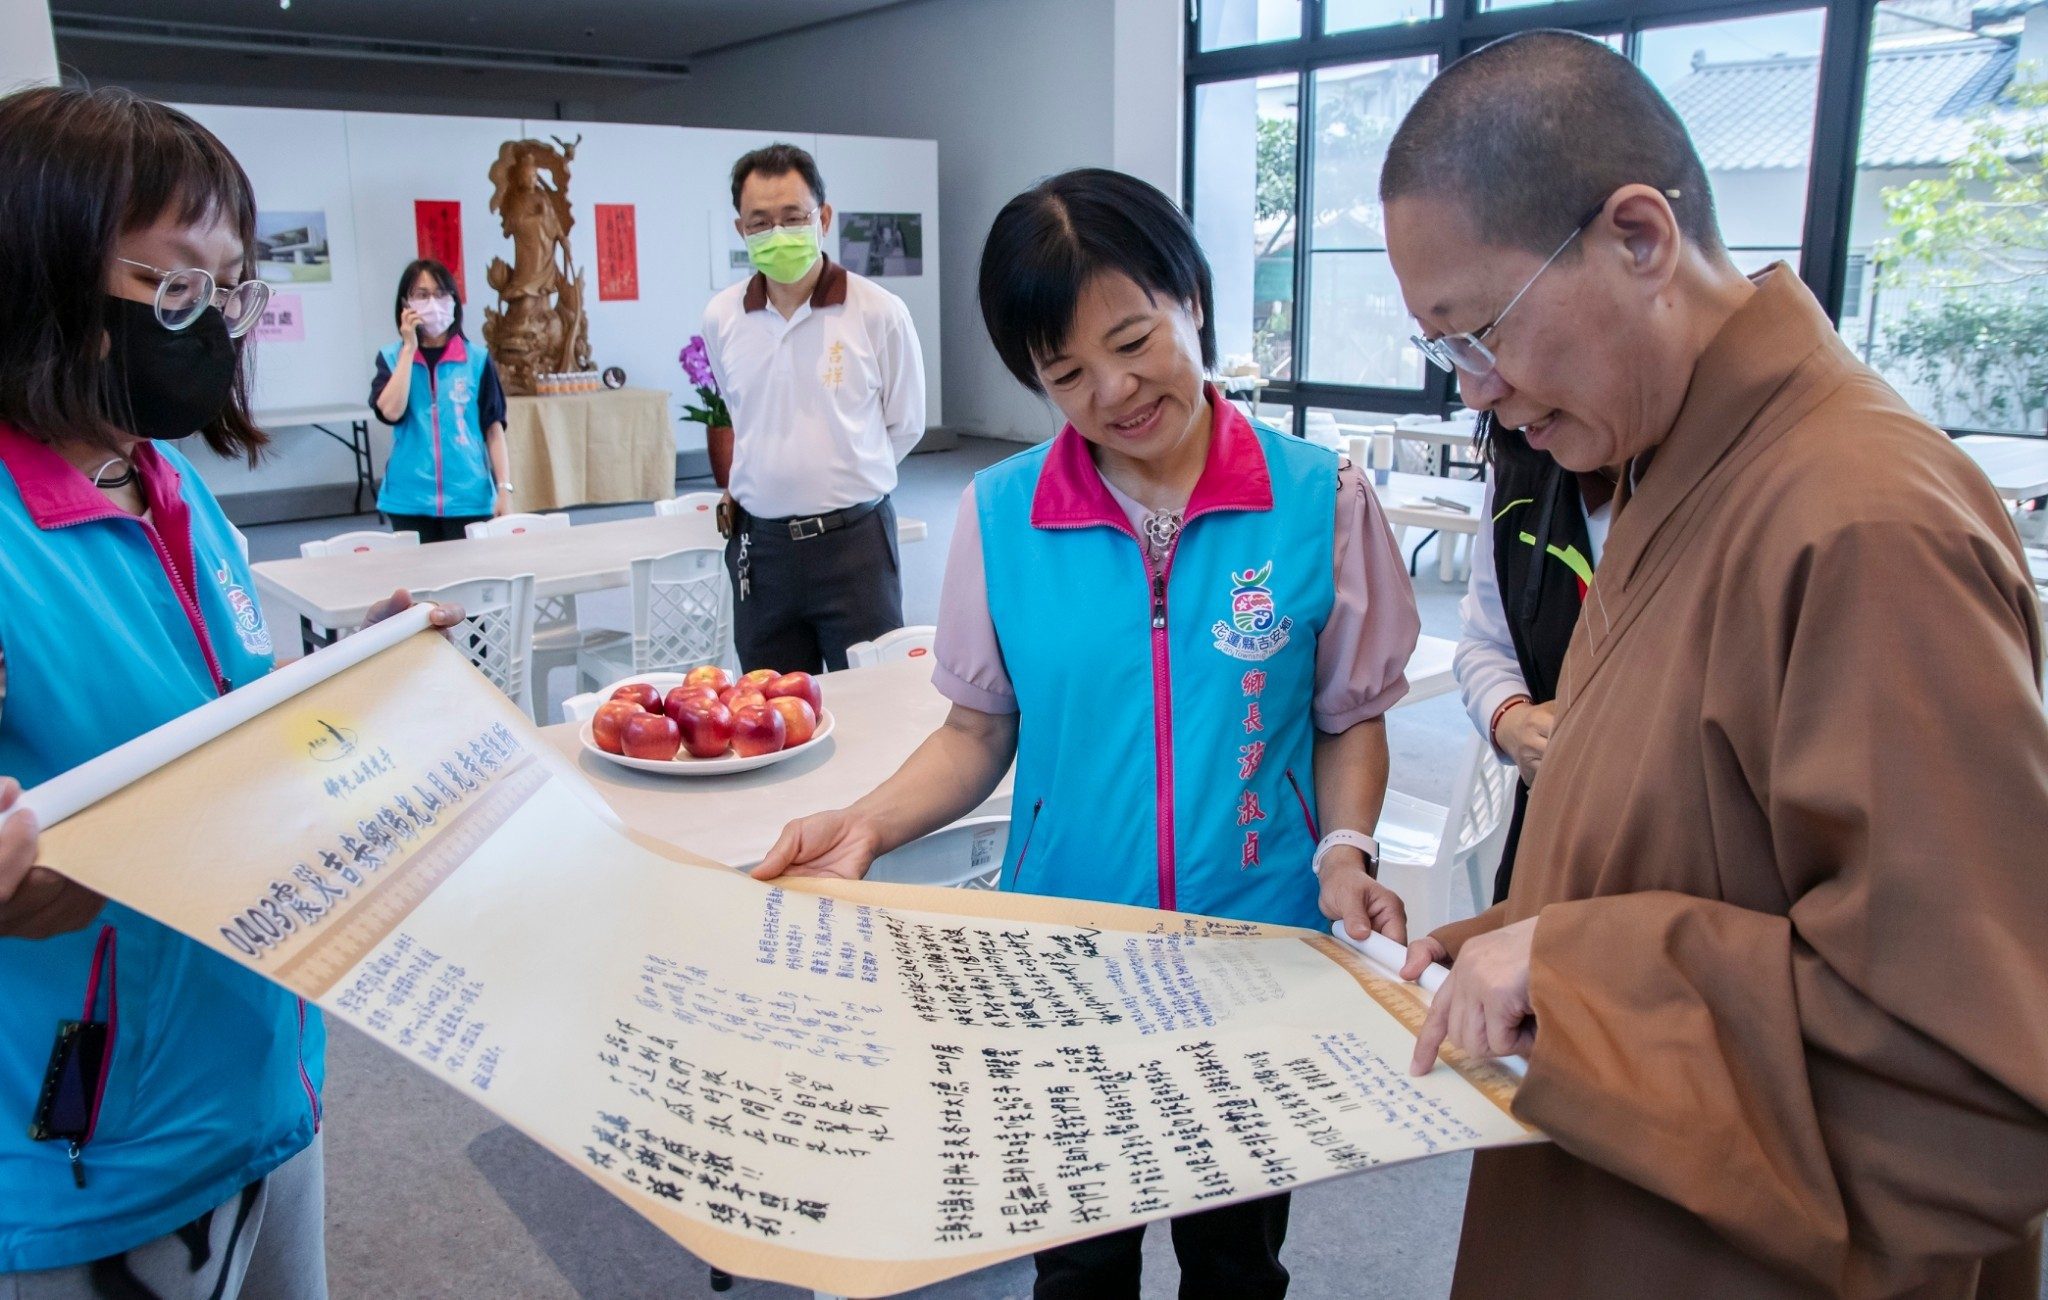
left=369, top=258, right=510, bottom=542
left=0, top=87, right=454, bottom=1295
left=755, top=169, right=1422, bottom=1299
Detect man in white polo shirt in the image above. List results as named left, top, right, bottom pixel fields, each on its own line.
left=701, top=143, right=927, bottom=673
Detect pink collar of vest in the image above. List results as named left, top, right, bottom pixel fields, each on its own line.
left=416, top=333, right=470, bottom=365
left=1029, top=384, right=1273, bottom=530
left=0, top=421, right=188, bottom=530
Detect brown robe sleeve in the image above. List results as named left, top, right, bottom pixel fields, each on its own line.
left=1515, top=519, right=2048, bottom=1294
left=1431, top=900, right=1506, bottom=957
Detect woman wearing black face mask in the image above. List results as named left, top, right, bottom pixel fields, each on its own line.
left=0, top=86, right=453, bottom=1297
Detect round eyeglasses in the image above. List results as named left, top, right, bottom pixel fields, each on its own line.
left=116, top=258, right=272, bottom=339
left=1410, top=190, right=1681, bottom=379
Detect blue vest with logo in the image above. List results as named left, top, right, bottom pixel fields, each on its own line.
left=977, top=418, right=1337, bottom=929
left=0, top=433, right=323, bottom=1271
left=376, top=335, right=495, bottom=518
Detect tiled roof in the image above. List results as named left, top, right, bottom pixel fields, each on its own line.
left=1668, top=36, right=2039, bottom=170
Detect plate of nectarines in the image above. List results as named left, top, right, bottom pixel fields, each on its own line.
left=581, top=666, right=833, bottom=775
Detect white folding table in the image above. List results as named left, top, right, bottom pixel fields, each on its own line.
left=1374, top=471, right=1486, bottom=582
left=1955, top=435, right=2048, bottom=503
left=253, top=403, right=379, bottom=515
left=254, top=511, right=928, bottom=638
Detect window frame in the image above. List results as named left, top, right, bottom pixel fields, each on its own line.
left=1184, top=0, right=1878, bottom=433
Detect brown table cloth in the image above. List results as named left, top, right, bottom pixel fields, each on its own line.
left=503, top=386, right=674, bottom=511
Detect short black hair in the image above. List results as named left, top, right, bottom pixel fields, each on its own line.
left=1381, top=30, right=1722, bottom=257
left=730, top=143, right=825, bottom=211
left=394, top=258, right=464, bottom=337
left=979, top=168, right=1216, bottom=393
left=0, top=85, right=267, bottom=462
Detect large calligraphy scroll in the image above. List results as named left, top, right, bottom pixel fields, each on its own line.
left=19, top=613, right=1540, bottom=1295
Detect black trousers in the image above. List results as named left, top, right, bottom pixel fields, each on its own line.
left=385, top=511, right=489, bottom=544
left=1032, top=1193, right=1291, bottom=1299
left=722, top=497, right=904, bottom=674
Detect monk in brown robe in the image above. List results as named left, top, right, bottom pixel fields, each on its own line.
left=1379, top=30, right=2048, bottom=1299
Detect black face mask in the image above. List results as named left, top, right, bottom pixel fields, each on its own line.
left=103, top=296, right=239, bottom=441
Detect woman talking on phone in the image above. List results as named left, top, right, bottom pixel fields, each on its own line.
left=370, top=258, right=511, bottom=540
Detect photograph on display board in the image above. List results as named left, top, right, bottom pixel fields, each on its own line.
left=839, top=212, right=922, bottom=277
left=255, top=210, right=332, bottom=284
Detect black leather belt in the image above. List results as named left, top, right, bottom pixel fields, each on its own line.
left=742, top=496, right=884, bottom=542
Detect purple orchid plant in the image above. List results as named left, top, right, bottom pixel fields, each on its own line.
left=678, top=336, right=731, bottom=428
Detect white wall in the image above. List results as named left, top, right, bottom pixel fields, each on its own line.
left=1115, top=0, right=1185, bottom=197
left=612, top=0, right=1182, bottom=443
left=1, top=0, right=57, bottom=93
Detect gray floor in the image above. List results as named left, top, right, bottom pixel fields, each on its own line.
left=241, top=444, right=2042, bottom=1299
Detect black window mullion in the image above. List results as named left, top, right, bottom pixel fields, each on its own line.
left=1300, top=0, right=1325, bottom=406
left=1290, top=67, right=1316, bottom=389
left=1796, top=0, right=1876, bottom=318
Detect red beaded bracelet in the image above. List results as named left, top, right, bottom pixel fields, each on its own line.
left=1489, top=694, right=1532, bottom=748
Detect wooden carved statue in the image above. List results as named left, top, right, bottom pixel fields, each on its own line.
left=483, top=135, right=593, bottom=395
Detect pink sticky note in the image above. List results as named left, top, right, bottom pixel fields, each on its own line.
left=256, top=293, right=305, bottom=342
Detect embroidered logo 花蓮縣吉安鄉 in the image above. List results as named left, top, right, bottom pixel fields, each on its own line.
left=1212, top=561, right=1292, bottom=661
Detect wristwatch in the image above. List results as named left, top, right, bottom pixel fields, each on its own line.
left=497, top=481, right=515, bottom=493
left=1311, top=829, right=1381, bottom=879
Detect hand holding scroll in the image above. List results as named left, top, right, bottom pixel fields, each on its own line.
left=1318, top=854, right=1409, bottom=946
left=751, top=808, right=887, bottom=881
left=0, top=777, right=102, bottom=939
left=364, top=589, right=469, bottom=631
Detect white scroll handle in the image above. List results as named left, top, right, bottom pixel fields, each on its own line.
left=1329, top=922, right=1529, bottom=1079
left=0, top=603, right=436, bottom=835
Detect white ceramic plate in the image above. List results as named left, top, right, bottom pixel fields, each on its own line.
left=579, top=673, right=834, bottom=776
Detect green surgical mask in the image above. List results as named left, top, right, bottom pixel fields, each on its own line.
left=745, top=221, right=822, bottom=284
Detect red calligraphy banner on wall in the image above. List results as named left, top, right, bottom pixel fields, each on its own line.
left=412, top=200, right=466, bottom=302
left=594, top=203, right=639, bottom=301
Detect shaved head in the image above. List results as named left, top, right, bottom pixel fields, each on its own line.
left=1381, top=30, right=1723, bottom=257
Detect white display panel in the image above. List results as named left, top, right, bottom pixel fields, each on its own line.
left=812, top=133, right=943, bottom=428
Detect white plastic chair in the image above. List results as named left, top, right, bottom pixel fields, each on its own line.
left=863, top=816, right=1010, bottom=890
left=844, top=625, right=936, bottom=668
left=296, top=530, right=421, bottom=645
left=408, top=574, right=539, bottom=720
left=299, top=529, right=421, bottom=559
left=576, top=547, right=732, bottom=687
left=463, top=513, right=627, bottom=720
left=652, top=492, right=725, bottom=519
left=1301, top=409, right=1344, bottom=451
left=1372, top=733, right=1515, bottom=938
left=463, top=512, right=570, bottom=541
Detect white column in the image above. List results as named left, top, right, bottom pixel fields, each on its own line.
left=0, top=0, right=58, bottom=93
left=1113, top=0, right=1185, bottom=198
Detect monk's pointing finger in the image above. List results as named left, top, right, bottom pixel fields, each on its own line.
left=1411, top=985, right=1452, bottom=1075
